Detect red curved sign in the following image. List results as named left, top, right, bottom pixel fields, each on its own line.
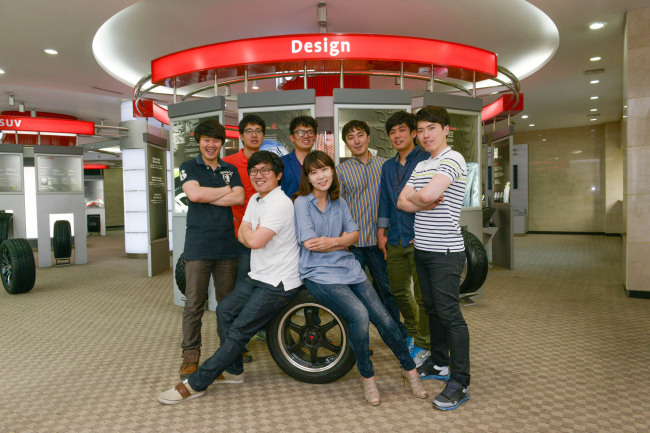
left=151, top=33, right=497, bottom=85
left=0, top=116, right=94, bottom=134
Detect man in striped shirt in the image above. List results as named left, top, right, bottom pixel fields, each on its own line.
left=337, top=120, right=407, bottom=340
left=397, top=106, right=470, bottom=411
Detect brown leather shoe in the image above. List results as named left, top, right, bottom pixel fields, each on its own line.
left=180, top=350, right=200, bottom=380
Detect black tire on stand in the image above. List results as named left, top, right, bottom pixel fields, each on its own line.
left=1, top=238, right=36, bottom=294
left=53, top=220, right=72, bottom=259
left=267, top=290, right=356, bottom=384
left=459, top=230, right=488, bottom=294
left=0, top=212, right=13, bottom=243
left=175, top=254, right=186, bottom=295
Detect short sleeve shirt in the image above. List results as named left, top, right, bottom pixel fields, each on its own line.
left=242, top=186, right=302, bottom=291
left=406, top=147, right=467, bottom=252
left=222, top=149, right=256, bottom=234
left=180, top=155, right=243, bottom=260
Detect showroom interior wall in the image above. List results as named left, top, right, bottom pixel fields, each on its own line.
left=513, top=121, right=623, bottom=233
left=103, top=167, right=124, bottom=227
left=624, top=6, right=650, bottom=295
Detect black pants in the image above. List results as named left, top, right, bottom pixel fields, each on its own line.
left=414, top=248, right=470, bottom=387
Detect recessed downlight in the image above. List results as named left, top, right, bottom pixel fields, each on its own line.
left=590, top=96, right=599, bottom=100
left=0, top=68, right=5, bottom=74
left=529, top=123, right=535, bottom=127
left=521, top=115, right=529, bottom=119
left=590, top=80, right=600, bottom=84
left=590, top=118, right=597, bottom=121
left=590, top=108, right=598, bottom=112
left=589, top=22, right=607, bottom=30
left=590, top=56, right=602, bottom=62
left=44, top=49, right=58, bottom=55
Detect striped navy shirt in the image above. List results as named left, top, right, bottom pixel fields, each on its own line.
left=406, top=147, right=467, bottom=252
left=336, top=153, right=387, bottom=247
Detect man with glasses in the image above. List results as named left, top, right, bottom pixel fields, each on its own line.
left=280, top=115, right=318, bottom=198
left=223, top=114, right=266, bottom=360
left=177, top=120, right=245, bottom=379
left=158, top=151, right=302, bottom=405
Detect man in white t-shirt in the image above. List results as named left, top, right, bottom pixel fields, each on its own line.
left=158, top=151, right=302, bottom=405
left=397, top=105, right=470, bottom=411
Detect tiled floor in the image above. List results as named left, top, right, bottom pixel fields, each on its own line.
left=0, top=232, right=648, bottom=432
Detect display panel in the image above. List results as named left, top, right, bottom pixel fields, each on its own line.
left=84, top=179, right=105, bottom=208
left=336, top=107, right=406, bottom=160
left=492, top=139, right=511, bottom=204
left=35, top=155, right=83, bottom=193
left=447, top=110, right=481, bottom=208
left=147, top=144, right=168, bottom=242
left=0, top=153, right=23, bottom=193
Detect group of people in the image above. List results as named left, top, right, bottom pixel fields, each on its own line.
left=158, top=106, right=471, bottom=411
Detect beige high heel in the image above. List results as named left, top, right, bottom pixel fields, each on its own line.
left=401, top=368, right=428, bottom=399
left=361, top=376, right=381, bottom=406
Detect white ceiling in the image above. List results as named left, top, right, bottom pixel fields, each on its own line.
left=1, top=0, right=650, bottom=146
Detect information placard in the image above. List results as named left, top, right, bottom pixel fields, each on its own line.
left=35, top=155, right=83, bottom=193
left=0, top=153, right=23, bottom=193
left=147, top=144, right=168, bottom=242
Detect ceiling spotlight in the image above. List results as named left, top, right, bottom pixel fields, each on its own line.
left=317, top=2, right=327, bottom=32
left=590, top=118, right=597, bottom=121
left=590, top=56, right=602, bottom=62
left=529, top=124, right=535, bottom=127
left=30, top=109, right=37, bottom=117
left=590, top=79, right=600, bottom=84
left=590, top=108, right=598, bottom=112
left=0, top=68, right=5, bottom=74
left=589, top=22, right=607, bottom=30
left=44, top=48, right=58, bottom=55
left=590, top=96, right=599, bottom=100
left=224, top=85, right=231, bottom=97
left=18, top=101, right=25, bottom=112
left=521, top=115, right=529, bottom=119
left=252, top=80, right=259, bottom=90
left=8, top=93, right=15, bottom=106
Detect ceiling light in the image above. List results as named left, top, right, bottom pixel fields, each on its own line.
left=589, top=22, right=607, bottom=30
left=590, top=80, right=600, bottom=84
left=590, top=96, right=599, bottom=100
left=521, top=115, right=529, bottom=119
left=529, top=124, right=535, bottom=127
left=252, top=80, right=259, bottom=90
left=18, top=101, right=25, bottom=112
left=224, top=85, right=231, bottom=97
left=590, top=118, right=597, bottom=121
left=590, top=56, right=601, bottom=62
left=30, top=109, right=37, bottom=117
left=590, top=108, right=598, bottom=112
left=8, top=93, right=15, bottom=105
left=0, top=68, right=5, bottom=74
left=573, top=150, right=582, bottom=154
left=44, top=48, right=58, bottom=55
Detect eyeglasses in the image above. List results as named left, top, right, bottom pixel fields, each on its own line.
left=293, top=129, right=315, bottom=138
left=244, top=128, right=264, bottom=136
left=248, top=167, right=273, bottom=176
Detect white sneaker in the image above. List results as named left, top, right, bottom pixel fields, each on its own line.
left=216, top=371, right=244, bottom=384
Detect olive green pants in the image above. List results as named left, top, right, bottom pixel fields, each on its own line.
left=386, top=242, right=430, bottom=350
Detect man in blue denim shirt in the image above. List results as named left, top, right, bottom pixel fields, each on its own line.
left=377, top=111, right=430, bottom=366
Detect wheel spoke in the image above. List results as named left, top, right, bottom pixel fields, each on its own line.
left=304, top=307, right=318, bottom=326
left=308, top=347, right=319, bottom=363
left=321, top=339, right=340, bottom=353
left=286, top=319, right=305, bottom=334
left=319, top=319, right=338, bottom=333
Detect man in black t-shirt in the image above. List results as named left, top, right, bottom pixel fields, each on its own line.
left=178, top=120, right=244, bottom=379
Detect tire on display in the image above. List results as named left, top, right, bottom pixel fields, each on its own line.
left=459, top=229, right=488, bottom=294
left=175, top=254, right=185, bottom=295
left=0, top=212, right=13, bottom=243
left=267, top=290, right=356, bottom=384
left=53, top=220, right=72, bottom=259
left=1, top=238, right=36, bottom=294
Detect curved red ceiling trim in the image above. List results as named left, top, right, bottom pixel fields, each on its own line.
left=151, top=33, right=497, bottom=84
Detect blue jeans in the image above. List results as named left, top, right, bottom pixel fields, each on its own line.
left=188, top=277, right=298, bottom=391
left=349, top=245, right=408, bottom=340
left=304, top=278, right=415, bottom=378
left=414, top=248, right=470, bottom=387
left=235, top=242, right=251, bottom=284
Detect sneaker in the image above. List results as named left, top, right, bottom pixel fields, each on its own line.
left=410, top=345, right=431, bottom=368
left=432, top=381, right=469, bottom=410
left=417, top=357, right=450, bottom=381
left=241, top=350, right=253, bottom=363
left=179, top=350, right=200, bottom=380
left=158, top=379, right=205, bottom=405
left=405, top=337, right=415, bottom=353
left=254, top=330, right=267, bottom=341
left=216, top=371, right=244, bottom=384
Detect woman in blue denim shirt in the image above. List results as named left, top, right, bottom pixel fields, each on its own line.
left=293, top=151, right=427, bottom=406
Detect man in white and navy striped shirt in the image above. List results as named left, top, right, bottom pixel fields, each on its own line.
left=397, top=106, right=470, bottom=411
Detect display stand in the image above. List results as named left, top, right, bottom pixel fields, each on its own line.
left=33, top=145, right=87, bottom=267
left=145, top=134, right=169, bottom=277
left=169, top=96, right=225, bottom=309
left=0, top=144, right=27, bottom=239
left=84, top=175, right=106, bottom=236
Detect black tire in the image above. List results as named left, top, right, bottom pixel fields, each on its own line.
left=1, top=238, right=36, bottom=294
left=267, top=290, right=356, bottom=384
left=175, top=254, right=186, bottom=295
left=460, top=230, right=488, bottom=294
left=0, top=212, right=13, bottom=243
left=53, top=220, right=72, bottom=259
